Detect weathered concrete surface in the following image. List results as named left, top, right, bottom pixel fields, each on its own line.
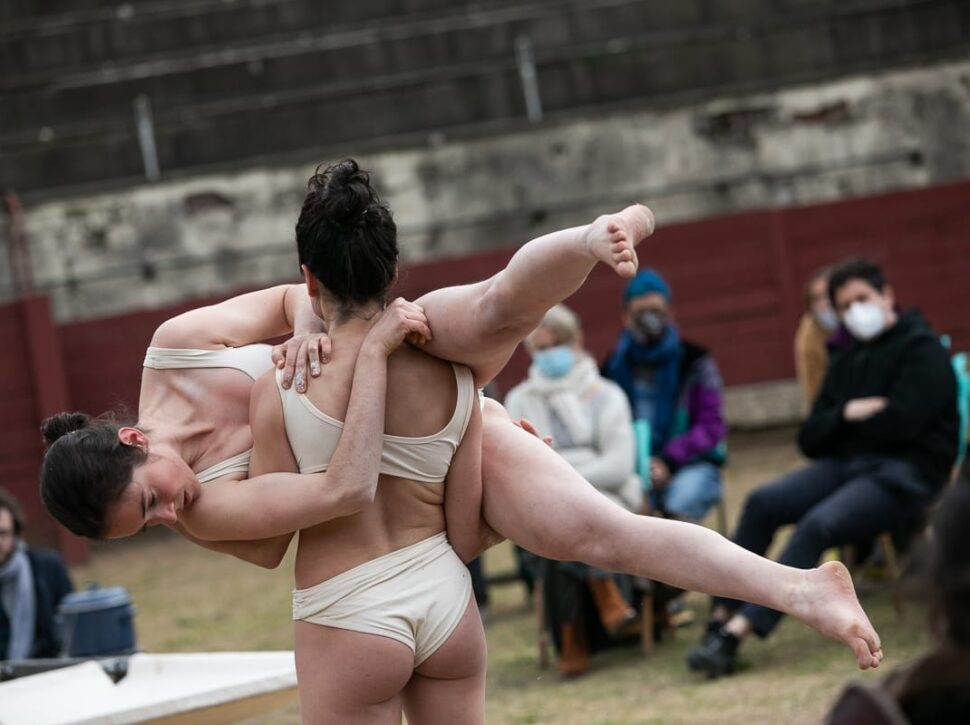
left=5, top=60, right=969, bottom=325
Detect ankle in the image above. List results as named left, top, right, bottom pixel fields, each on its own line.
left=723, top=616, right=751, bottom=640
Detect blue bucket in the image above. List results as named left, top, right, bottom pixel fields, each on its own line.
left=58, top=586, right=137, bottom=658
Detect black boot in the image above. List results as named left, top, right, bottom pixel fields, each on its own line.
left=687, top=625, right=740, bottom=679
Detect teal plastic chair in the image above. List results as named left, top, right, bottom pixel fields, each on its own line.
left=633, top=418, right=652, bottom=495
left=951, top=351, right=969, bottom=471
left=940, top=336, right=968, bottom=471
left=633, top=418, right=728, bottom=534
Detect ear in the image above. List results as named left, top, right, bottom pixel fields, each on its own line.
left=301, top=264, right=320, bottom=299
left=390, top=265, right=399, bottom=288
left=882, top=284, right=895, bottom=307
left=118, top=427, right=148, bottom=450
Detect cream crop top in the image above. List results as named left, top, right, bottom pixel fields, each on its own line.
left=143, top=344, right=274, bottom=483
left=276, top=363, right=476, bottom=483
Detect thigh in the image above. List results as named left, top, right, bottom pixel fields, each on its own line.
left=480, top=399, right=635, bottom=561
left=403, top=594, right=487, bottom=725
left=745, top=459, right=845, bottom=523
left=416, top=282, right=522, bottom=386
left=800, top=473, right=915, bottom=545
left=662, top=462, right=722, bottom=520
left=294, top=620, right=413, bottom=725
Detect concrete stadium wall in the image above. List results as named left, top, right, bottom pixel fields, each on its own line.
left=4, top=60, right=970, bottom=323
left=3, top=0, right=967, bottom=194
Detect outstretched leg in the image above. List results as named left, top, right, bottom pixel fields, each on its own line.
left=415, top=204, right=654, bottom=385
left=479, top=400, right=883, bottom=670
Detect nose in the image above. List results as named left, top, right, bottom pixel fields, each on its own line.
left=152, top=501, right=178, bottom=526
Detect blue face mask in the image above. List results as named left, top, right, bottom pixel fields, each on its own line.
left=533, top=345, right=576, bottom=379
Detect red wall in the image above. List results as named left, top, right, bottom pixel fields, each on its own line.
left=399, top=180, right=970, bottom=395
left=5, top=180, right=969, bottom=562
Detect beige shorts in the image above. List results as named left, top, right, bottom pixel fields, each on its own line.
left=292, top=532, right=471, bottom=665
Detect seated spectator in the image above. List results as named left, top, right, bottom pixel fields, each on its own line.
left=826, top=481, right=970, bottom=724
left=795, top=266, right=839, bottom=414
left=603, top=269, right=727, bottom=523
left=688, top=257, right=959, bottom=678
left=505, top=305, right=642, bottom=677
left=0, top=489, right=74, bottom=660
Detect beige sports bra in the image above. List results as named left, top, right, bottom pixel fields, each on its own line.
left=143, top=344, right=274, bottom=482
left=276, top=363, right=476, bottom=483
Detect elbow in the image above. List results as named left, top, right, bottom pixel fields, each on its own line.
left=337, top=481, right=377, bottom=517
left=258, top=549, right=288, bottom=570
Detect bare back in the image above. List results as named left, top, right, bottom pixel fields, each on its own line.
left=250, top=329, right=469, bottom=589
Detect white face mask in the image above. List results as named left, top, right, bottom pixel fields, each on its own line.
left=843, top=301, right=886, bottom=341
left=813, top=307, right=839, bottom=333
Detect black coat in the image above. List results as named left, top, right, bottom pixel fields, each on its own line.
left=798, top=309, right=959, bottom=492
left=0, top=548, right=74, bottom=659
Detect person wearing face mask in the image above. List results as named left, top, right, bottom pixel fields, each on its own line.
left=505, top=305, right=642, bottom=677
left=603, top=269, right=727, bottom=525
left=688, top=257, right=959, bottom=679
left=794, top=266, right=850, bottom=415
left=0, top=489, right=74, bottom=661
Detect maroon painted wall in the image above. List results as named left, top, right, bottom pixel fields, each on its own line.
left=4, top=180, right=969, bottom=562
left=399, top=180, right=970, bottom=396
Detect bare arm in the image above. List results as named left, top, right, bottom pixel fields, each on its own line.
left=167, top=522, right=293, bottom=570
left=170, top=377, right=307, bottom=568
left=443, top=398, right=487, bottom=563
left=151, top=284, right=317, bottom=350
left=177, top=299, right=431, bottom=541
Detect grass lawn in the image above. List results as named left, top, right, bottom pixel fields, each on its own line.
left=72, top=428, right=932, bottom=724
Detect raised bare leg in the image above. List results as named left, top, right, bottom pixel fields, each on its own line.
left=415, top=204, right=655, bottom=385
left=479, top=400, right=882, bottom=670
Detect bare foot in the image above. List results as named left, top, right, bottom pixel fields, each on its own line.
left=789, top=561, right=884, bottom=670
left=584, top=204, right=655, bottom=279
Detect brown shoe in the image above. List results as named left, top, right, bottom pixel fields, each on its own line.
left=558, top=622, right=590, bottom=677
left=588, top=576, right=637, bottom=635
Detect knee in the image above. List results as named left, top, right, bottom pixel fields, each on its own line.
left=793, top=513, right=836, bottom=548
left=742, top=485, right=779, bottom=523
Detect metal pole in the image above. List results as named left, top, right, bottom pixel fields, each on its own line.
left=133, top=94, right=161, bottom=182
left=515, top=35, right=543, bottom=124
left=2, top=189, right=34, bottom=298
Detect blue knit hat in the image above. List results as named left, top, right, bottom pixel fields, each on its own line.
left=624, top=268, right=671, bottom=304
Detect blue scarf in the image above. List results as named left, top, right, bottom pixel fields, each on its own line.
left=606, top=324, right=682, bottom=446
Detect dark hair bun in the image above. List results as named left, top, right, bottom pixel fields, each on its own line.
left=41, top=412, right=91, bottom=445
left=320, top=159, right=376, bottom=230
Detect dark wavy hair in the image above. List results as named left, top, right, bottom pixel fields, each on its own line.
left=827, top=257, right=887, bottom=307
left=39, top=411, right=146, bottom=539
left=295, top=159, right=398, bottom=314
left=0, top=488, right=25, bottom=537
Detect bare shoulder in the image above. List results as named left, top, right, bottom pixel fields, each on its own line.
left=150, top=310, right=218, bottom=350
left=385, top=345, right=460, bottom=435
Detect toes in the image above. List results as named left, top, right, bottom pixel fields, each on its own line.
left=616, top=260, right=637, bottom=279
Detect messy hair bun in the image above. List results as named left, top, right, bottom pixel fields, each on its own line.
left=41, top=412, right=91, bottom=445
left=320, top=160, right=377, bottom=231
left=40, top=411, right=146, bottom=539
left=296, top=159, right=398, bottom=310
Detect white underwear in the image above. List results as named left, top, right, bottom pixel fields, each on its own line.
left=292, top=532, right=471, bottom=665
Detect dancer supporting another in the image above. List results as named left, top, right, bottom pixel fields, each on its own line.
left=243, top=161, right=488, bottom=721
left=41, top=160, right=882, bottom=679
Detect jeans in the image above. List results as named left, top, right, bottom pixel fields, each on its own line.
left=651, top=461, right=722, bottom=520
left=713, top=456, right=931, bottom=637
